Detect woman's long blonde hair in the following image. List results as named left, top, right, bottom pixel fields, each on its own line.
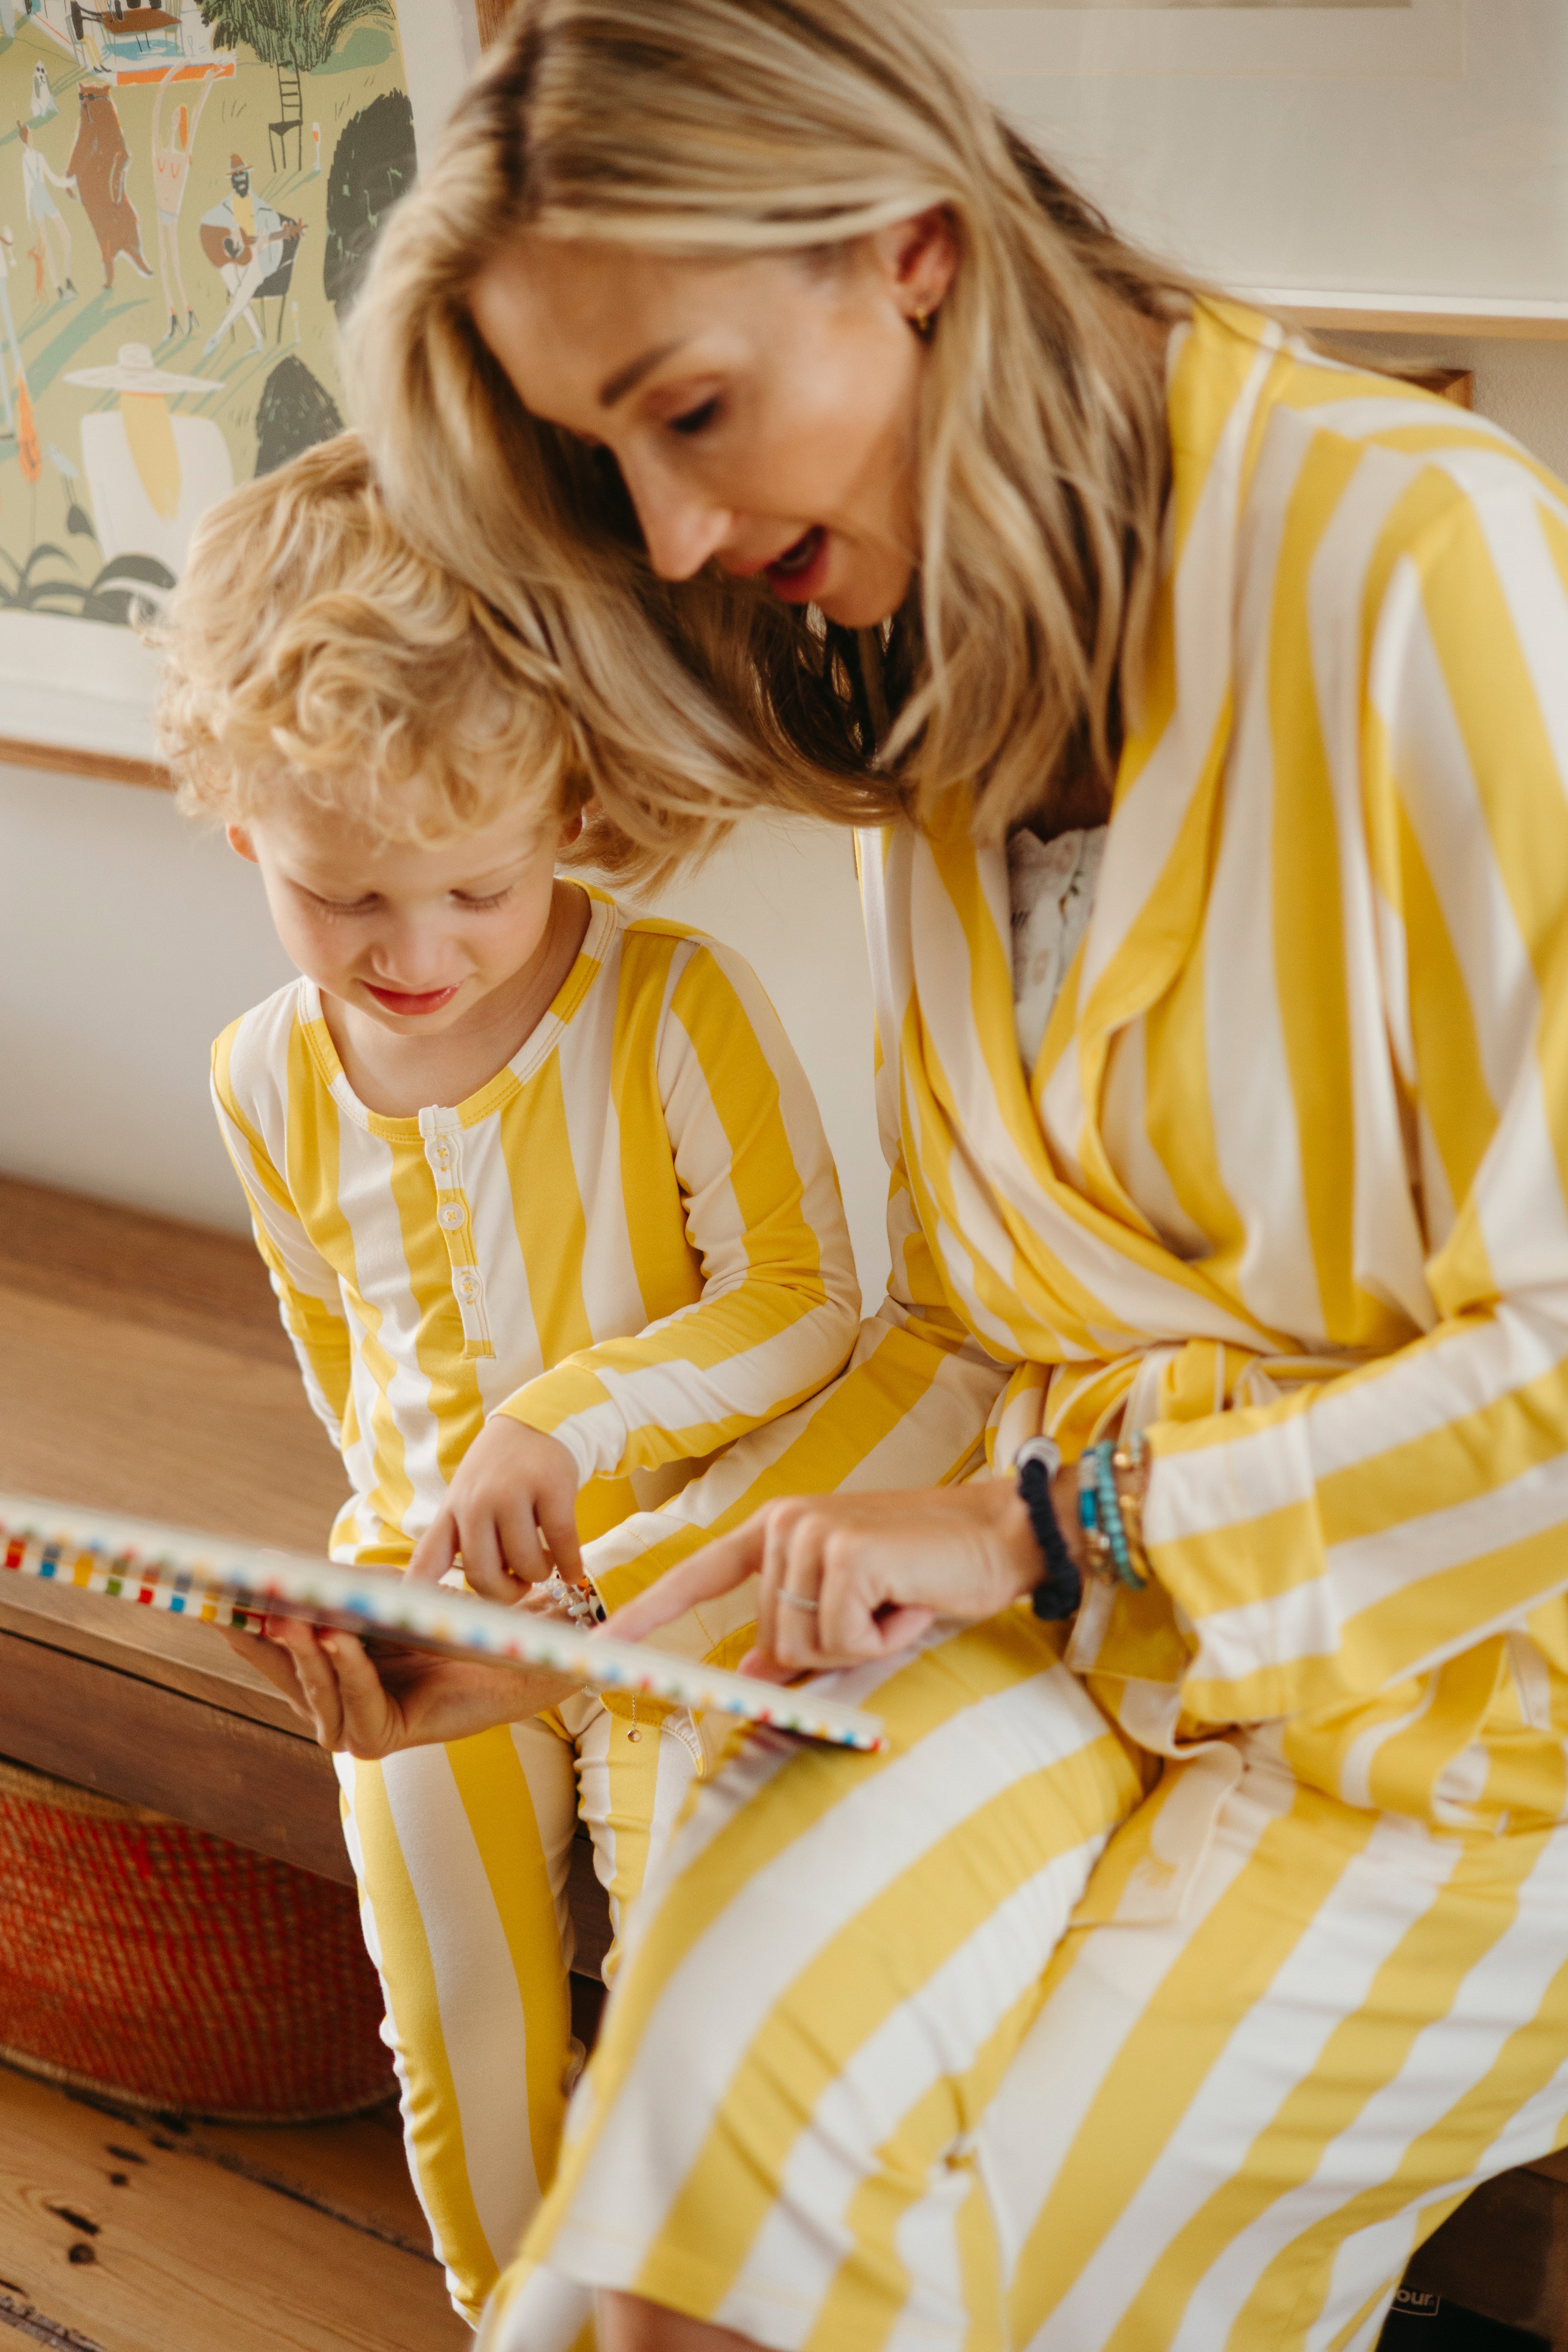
left=348, top=0, right=1195, bottom=874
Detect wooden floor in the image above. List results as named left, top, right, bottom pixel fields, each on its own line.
left=0, top=2060, right=469, bottom=2352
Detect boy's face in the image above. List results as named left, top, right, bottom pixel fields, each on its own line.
left=229, top=797, right=581, bottom=1038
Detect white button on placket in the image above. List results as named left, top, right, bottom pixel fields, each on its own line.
left=438, top=1202, right=466, bottom=1231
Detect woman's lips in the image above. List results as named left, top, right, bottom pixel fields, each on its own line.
left=364, top=983, right=460, bottom=1017
left=763, top=525, right=829, bottom=604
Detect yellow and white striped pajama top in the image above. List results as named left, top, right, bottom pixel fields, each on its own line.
left=484, top=302, right=1568, bottom=2352
left=212, top=882, right=861, bottom=2321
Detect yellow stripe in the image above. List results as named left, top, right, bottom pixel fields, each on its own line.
left=446, top=1726, right=573, bottom=2194
left=530, top=1620, right=1089, bottom=2245
left=613, top=930, right=703, bottom=1319
left=351, top=1759, right=494, bottom=2312
left=1008, top=1780, right=1374, bottom=2346
left=387, top=1135, right=487, bottom=1491
left=282, top=1016, right=416, bottom=1537
left=637, top=1730, right=1138, bottom=2318
left=502, top=1050, right=594, bottom=1362
left=1268, top=432, right=1363, bottom=1341
left=1221, top=1833, right=1563, bottom=2351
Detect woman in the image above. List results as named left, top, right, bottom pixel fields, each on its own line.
left=274, top=3, right=1568, bottom=2345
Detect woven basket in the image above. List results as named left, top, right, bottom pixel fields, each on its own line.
left=0, top=1757, right=393, bottom=2121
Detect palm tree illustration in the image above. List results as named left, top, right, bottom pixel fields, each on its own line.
left=197, top=1, right=394, bottom=173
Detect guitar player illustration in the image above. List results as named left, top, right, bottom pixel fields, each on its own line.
left=198, top=150, right=304, bottom=358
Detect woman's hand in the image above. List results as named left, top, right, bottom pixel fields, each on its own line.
left=406, top=1417, right=583, bottom=1600
left=221, top=1618, right=581, bottom=1757
left=605, top=1477, right=1052, bottom=1679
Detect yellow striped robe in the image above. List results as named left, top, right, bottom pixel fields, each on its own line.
left=212, top=882, right=861, bottom=2319
left=484, top=303, right=1568, bottom=2350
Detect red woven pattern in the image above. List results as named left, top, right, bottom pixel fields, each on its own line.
left=0, top=1776, right=392, bottom=2119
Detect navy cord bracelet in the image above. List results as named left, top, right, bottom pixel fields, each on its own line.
left=1015, top=1438, right=1082, bottom=1621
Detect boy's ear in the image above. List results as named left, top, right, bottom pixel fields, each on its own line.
left=558, top=802, right=590, bottom=851
left=226, top=822, right=260, bottom=864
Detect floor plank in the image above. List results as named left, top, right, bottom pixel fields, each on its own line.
left=0, top=2064, right=467, bottom=2352
left=158, top=2105, right=430, bottom=2257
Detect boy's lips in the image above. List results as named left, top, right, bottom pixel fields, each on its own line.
left=364, top=982, right=461, bottom=1017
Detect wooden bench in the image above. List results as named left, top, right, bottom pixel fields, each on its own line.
left=0, top=1173, right=610, bottom=1980
left=1, top=1174, right=1562, bottom=2342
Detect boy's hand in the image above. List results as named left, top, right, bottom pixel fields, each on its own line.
left=406, top=1417, right=584, bottom=1601
left=222, top=1619, right=581, bottom=1757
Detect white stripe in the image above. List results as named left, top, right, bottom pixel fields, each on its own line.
left=1186, top=1443, right=1568, bottom=1686
left=543, top=1658, right=1115, bottom=2277
left=980, top=1758, right=1295, bottom=2289
left=1031, top=1810, right=1458, bottom=2352
left=380, top=1743, right=549, bottom=2265
left=1077, top=325, right=1282, bottom=1007
left=1201, top=407, right=1321, bottom=1338
left=1148, top=1297, right=1568, bottom=1544
left=717, top=1841, right=1111, bottom=2345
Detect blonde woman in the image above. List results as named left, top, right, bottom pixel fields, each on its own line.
left=276, top=2, right=1568, bottom=2344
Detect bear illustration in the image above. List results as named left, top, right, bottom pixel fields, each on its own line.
left=67, top=83, right=152, bottom=291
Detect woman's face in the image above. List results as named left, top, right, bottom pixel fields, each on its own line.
left=472, top=217, right=956, bottom=630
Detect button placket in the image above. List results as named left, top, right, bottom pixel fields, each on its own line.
left=419, top=1116, right=493, bottom=1359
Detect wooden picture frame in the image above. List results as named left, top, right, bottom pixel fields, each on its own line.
left=0, top=0, right=489, bottom=790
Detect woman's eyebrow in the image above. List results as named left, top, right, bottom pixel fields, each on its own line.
left=597, top=337, right=690, bottom=408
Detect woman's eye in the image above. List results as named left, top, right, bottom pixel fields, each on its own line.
left=668, top=396, right=721, bottom=439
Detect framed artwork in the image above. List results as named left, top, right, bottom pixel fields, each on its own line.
left=952, top=1, right=1568, bottom=340
left=0, top=0, right=485, bottom=782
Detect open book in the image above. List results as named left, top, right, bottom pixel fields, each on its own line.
left=0, top=1494, right=885, bottom=1754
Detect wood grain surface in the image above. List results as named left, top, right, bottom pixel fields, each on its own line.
left=0, top=1579, right=306, bottom=1737
left=0, top=2061, right=467, bottom=2352
left=1404, top=2157, right=1568, bottom=2346
left=0, top=1633, right=351, bottom=1884
left=0, top=1286, right=348, bottom=1558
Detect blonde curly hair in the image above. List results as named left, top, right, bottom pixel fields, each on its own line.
left=155, top=430, right=597, bottom=849
left=346, top=0, right=1197, bottom=862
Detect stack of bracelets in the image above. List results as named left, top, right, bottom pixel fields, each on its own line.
left=1014, top=1429, right=1152, bottom=1620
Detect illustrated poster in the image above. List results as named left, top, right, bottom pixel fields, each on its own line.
left=0, top=0, right=470, bottom=762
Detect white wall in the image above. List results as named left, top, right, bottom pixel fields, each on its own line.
left=0, top=771, right=891, bottom=1306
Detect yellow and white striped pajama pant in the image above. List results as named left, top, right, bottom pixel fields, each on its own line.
left=337, top=1689, right=710, bottom=2325
left=482, top=1618, right=1568, bottom=2352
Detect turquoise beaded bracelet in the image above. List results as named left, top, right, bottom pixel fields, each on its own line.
left=1076, top=1437, right=1148, bottom=1590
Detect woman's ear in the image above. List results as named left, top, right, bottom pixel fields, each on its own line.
left=226, top=822, right=260, bottom=864
left=877, top=206, right=960, bottom=329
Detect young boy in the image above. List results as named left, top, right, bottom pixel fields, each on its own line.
left=156, top=433, right=860, bottom=2321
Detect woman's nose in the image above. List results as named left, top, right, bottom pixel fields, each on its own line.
left=623, top=461, right=734, bottom=582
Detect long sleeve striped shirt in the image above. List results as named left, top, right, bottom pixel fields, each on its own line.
left=211, top=886, right=861, bottom=1568
left=575, top=303, right=1568, bottom=1835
